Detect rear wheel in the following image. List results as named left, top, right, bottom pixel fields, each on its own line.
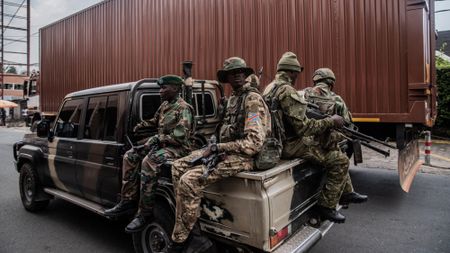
left=19, top=163, right=49, bottom=212
left=132, top=202, right=174, bottom=253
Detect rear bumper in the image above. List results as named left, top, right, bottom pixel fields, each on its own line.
left=272, top=220, right=334, bottom=253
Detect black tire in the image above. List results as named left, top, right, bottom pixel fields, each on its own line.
left=19, top=163, right=49, bottom=212
left=132, top=201, right=175, bottom=253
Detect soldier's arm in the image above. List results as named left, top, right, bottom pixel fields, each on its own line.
left=334, top=95, right=352, bottom=122
left=134, top=105, right=162, bottom=131
left=279, top=85, right=334, bottom=137
left=159, top=106, right=193, bottom=146
left=218, top=93, right=268, bottom=157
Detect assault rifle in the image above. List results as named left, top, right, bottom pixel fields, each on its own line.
left=189, top=135, right=226, bottom=183
left=306, top=103, right=395, bottom=159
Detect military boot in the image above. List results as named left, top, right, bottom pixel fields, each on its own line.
left=339, top=192, right=368, bottom=205
left=125, top=211, right=153, bottom=233
left=104, top=200, right=137, bottom=217
left=316, top=206, right=346, bottom=223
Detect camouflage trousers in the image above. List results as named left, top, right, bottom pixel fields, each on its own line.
left=121, top=148, right=178, bottom=212
left=282, top=137, right=350, bottom=209
left=171, top=149, right=253, bottom=243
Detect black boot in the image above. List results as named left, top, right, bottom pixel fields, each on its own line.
left=104, top=200, right=137, bottom=217
left=316, top=205, right=346, bottom=223
left=125, top=212, right=152, bottom=233
left=168, top=241, right=185, bottom=253
left=339, top=192, right=368, bottom=205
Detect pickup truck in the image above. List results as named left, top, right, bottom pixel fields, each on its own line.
left=13, top=78, right=334, bottom=253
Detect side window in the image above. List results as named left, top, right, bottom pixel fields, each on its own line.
left=84, top=97, right=107, bottom=140
left=140, top=94, right=161, bottom=121
left=55, top=99, right=83, bottom=138
left=84, top=95, right=118, bottom=141
left=194, top=93, right=215, bottom=117
left=104, top=95, right=118, bottom=141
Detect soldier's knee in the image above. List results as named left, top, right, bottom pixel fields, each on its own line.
left=179, top=174, right=198, bottom=195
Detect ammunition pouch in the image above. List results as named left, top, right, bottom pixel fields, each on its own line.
left=254, top=137, right=282, bottom=170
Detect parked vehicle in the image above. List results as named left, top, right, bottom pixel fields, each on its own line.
left=13, top=79, right=335, bottom=253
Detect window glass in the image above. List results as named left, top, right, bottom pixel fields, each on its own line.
left=104, top=95, right=118, bottom=141
left=141, top=94, right=161, bottom=121
left=84, top=97, right=107, bottom=140
left=194, top=93, right=214, bottom=116
left=55, top=99, right=83, bottom=138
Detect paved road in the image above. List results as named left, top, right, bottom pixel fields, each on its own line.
left=1, top=127, right=449, bottom=253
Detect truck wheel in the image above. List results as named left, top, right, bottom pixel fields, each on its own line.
left=19, top=163, right=49, bottom=212
left=132, top=202, right=174, bottom=253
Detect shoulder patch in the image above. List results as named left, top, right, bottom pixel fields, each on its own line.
left=290, top=93, right=307, bottom=104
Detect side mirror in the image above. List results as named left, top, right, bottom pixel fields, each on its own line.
left=36, top=121, right=50, bottom=138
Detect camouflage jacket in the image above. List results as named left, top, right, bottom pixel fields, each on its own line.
left=218, top=84, right=271, bottom=157
left=137, top=96, right=194, bottom=155
left=303, top=82, right=352, bottom=122
left=263, top=71, right=334, bottom=141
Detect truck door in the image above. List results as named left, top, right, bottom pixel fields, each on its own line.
left=75, top=94, right=123, bottom=205
left=49, top=98, right=84, bottom=196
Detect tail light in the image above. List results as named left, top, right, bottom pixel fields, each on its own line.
left=270, top=225, right=291, bottom=249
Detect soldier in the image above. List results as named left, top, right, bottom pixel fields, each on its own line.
left=263, top=52, right=348, bottom=223
left=169, top=57, right=271, bottom=249
left=104, top=75, right=194, bottom=233
left=303, top=68, right=368, bottom=206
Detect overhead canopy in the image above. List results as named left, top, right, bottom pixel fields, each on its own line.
left=0, top=100, right=19, bottom=108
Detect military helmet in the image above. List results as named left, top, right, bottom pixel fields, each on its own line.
left=312, top=68, right=336, bottom=82
left=217, top=57, right=255, bottom=83
left=277, top=52, right=304, bottom=73
left=157, top=74, right=184, bottom=86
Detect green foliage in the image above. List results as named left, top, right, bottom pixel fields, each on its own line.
left=5, top=66, right=17, bottom=74
left=434, top=67, right=450, bottom=137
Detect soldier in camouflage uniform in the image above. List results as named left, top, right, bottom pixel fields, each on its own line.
left=302, top=68, right=368, bottom=206
left=104, top=75, right=194, bottom=233
left=169, top=57, right=271, bottom=248
left=263, top=52, right=348, bottom=223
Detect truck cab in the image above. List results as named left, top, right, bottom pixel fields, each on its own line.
left=13, top=79, right=334, bottom=253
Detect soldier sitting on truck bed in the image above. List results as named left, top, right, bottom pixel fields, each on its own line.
left=169, top=57, right=271, bottom=250
left=104, top=75, right=194, bottom=233
left=263, top=52, right=348, bottom=223
left=302, top=68, right=368, bottom=207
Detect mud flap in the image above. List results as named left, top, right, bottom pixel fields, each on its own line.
left=398, top=139, right=423, bottom=192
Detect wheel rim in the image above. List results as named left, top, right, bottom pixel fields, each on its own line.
left=22, top=171, right=35, bottom=203
left=142, top=223, right=170, bottom=253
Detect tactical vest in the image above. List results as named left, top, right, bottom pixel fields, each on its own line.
left=219, top=87, right=258, bottom=143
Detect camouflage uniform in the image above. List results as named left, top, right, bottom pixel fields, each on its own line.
left=133, top=96, right=193, bottom=213
left=171, top=83, right=271, bottom=243
left=263, top=71, right=349, bottom=209
left=303, top=73, right=354, bottom=195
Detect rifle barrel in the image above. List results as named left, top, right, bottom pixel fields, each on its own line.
left=344, top=127, right=396, bottom=149
left=360, top=141, right=390, bottom=157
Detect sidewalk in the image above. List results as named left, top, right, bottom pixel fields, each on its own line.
left=355, top=139, right=450, bottom=176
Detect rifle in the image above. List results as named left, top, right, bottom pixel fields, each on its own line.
left=189, top=135, right=226, bottom=183
left=306, top=103, right=394, bottom=158
left=182, top=60, right=194, bottom=106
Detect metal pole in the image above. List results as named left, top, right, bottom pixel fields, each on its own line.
left=424, top=131, right=432, bottom=165
left=26, top=0, right=30, bottom=75
left=1, top=0, right=4, bottom=100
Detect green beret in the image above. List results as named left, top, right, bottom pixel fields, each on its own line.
left=157, top=75, right=184, bottom=86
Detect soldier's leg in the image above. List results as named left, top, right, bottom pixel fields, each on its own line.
left=104, top=149, right=140, bottom=217
left=139, top=148, right=176, bottom=213
left=121, top=149, right=141, bottom=200
left=171, top=155, right=253, bottom=243
left=171, top=149, right=204, bottom=195
left=126, top=148, right=176, bottom=233
left=317, top=150, right=349, bottom=209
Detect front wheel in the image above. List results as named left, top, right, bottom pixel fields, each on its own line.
left=19, top=163, right=49, bottom=212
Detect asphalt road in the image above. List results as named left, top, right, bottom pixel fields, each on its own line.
left=1, top=127, right=449, bottom=253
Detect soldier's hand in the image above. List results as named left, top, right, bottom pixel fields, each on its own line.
left=144, top=135, right=160, bottom=149
left=330, top=114, right=344, bottom=128
left=133, top=123, right=142, bottom=132
left=202, top=146, right=213, bottom=158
